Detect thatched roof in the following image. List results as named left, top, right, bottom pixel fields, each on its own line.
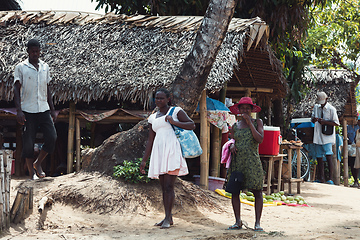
left=0, top=11, right=287, bottom=108
left=290, top=68, right=357, bottom=122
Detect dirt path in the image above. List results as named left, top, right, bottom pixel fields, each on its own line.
left=1, top=173, right=360, bottom=240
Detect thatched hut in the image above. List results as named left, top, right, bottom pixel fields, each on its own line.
left=0, top=11, right=287, bottom=177
left=290, top=68, right=357, bottom=124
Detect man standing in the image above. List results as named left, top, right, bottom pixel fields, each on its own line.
left=311, top=92, right=339, bottom=184
left=347, top=117, right=360, bottom=187
left=14, top=39, right=57, bottom=179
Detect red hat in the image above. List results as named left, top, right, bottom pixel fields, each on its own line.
left=229, top=97, right=261, bottom=114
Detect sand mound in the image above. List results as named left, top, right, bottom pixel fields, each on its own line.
left=16, top=172, right=224, bottom=216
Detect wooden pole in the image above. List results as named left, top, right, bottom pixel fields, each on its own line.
left=210, top=125, right=221, bottom=177
left=0, top=152, right=4, bottom=231
left=4, top=150, right=11, bottom=228
left=199, top=91, right=209, bottom=190
left=15, top=122, right=22, bottom=177
left=76, top=118, right=81, bottom=172
left=90, top=123, right=96, bottom=148
left=343, top=119, right=349, bottom=186
left=332, top=144, right=340, bottom=185
left=267, top=97, right=272, bottom=126
left=67, top=102, right=76, bottom=174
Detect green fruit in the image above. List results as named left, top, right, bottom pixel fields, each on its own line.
left=263, top=198, right=267, bottom=203
left=265, top=195, right=274, bottom=200
left=274, top=197, right=281, bottom=201
left=281, top=195, right=287, bottom=201
left=246, top=191, right=254, bottom=196
left=290, top=200, right=297, bottom=204
left=279, top=191, right=285, bottom=196
left=240, top=193, right=247, bottom=199
left=246, top=196, right=255, bottom=202
left=298, top=200, right=304, bottom=205
left=284, top=200, right=290, bottom=204
left=297, top=196, right=304, bottom=201
left=294, top=197, right=300, bottom=202
left=287, top=196, right=294, bottom=201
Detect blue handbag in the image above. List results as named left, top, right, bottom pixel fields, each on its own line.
left=168, top=107, right=203, bottom=158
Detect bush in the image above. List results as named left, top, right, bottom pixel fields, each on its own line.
left=113, top=158, right=151, bottom=183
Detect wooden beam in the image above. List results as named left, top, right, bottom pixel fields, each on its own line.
left=199, top=90, right=209, bottom=190
left=226, top=87, right=273, bottom=93
left=210, top=125, right=221, bottom=177
left=342, top=119, right=349, bottom=187
left=75, top=118, right=81, bottom=172
left=332, top=144, right=339, bottom=185
left=15, top=123, right=22, bottom=177
left=67, top=102, right=75, bottom=174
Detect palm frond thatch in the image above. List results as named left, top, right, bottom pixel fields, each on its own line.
left=0, top=11, right=287, bottom=108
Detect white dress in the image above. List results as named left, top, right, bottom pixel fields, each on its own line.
left=147, top=107, right=189, bottom=179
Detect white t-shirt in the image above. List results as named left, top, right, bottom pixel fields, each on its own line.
left=312, top=102, right=339, bottom=145
left=14, top=59, right=51, bottom=113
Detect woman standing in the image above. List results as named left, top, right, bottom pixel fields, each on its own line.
left=140, top=88, right=195, bottom=229
left=227, top=97, right=264, bottom=231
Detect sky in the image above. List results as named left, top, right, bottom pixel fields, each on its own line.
left=19, top=0, right=106, bottom=14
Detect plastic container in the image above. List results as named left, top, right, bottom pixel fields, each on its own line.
left=193, top=175, right=225, bottom=191
left=290, top=118, right=314, bottom=129
left=259, top=126, right=281, bottom=155
left=290, top=118, right=314, bottom=144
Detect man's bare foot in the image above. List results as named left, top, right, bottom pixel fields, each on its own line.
left=33, top=162, right=46, bottom=178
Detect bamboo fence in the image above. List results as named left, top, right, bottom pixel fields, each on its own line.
left=0, top=150, right=13, bottom=232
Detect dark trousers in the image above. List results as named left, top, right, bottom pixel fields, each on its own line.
left=22, top=111, right=57, bottom=158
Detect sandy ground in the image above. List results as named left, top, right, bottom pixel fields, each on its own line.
left=1, top=172, right=360, bottom=240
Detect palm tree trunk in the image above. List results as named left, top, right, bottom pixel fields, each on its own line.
left=0, top=0, right=21, bottom=11
left=82, top=0, right=238, bottom=175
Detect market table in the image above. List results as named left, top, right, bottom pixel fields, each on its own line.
left=280, top=144, right=304, bottom=194
left=260, top=154, right=286, bottom=195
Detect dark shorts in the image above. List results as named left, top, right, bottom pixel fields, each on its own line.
left=22, top=111, right=57, bottom=158
left=349, top=156, right=356, bottom=167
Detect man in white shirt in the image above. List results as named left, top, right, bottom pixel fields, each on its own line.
left=311, top=92, right=339, bottom=184
left=13, top=39, right=57, bottom=179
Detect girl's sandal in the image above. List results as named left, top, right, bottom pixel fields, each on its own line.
left=227, top=220, right=249, bottom=230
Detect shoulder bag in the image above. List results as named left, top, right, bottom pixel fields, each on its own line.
left=168, top=107, right=203, bottom=158
left=225, top=171, right=244, bottom=194
left=321, top=108, right=334, bottom=135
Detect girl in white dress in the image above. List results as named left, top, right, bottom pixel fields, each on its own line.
left=140, top=88, right=195, bottom=229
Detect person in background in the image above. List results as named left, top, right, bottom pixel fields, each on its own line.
left=140, top=88, right=195, bottom=229
left=347, top=117, right=360, bottom=187
left=227, top=97, right=264, bottom=231
left=13, top=39, right=57, bottom=179
left=311, top=92, right=339, bottom=184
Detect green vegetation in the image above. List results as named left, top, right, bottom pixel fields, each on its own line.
left=113, top=158, right=151, bottom=183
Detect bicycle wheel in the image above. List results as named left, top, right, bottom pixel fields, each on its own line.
left=282, top=149, right=310, bottom=180
left=291, top=149, right=310, bottom=180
